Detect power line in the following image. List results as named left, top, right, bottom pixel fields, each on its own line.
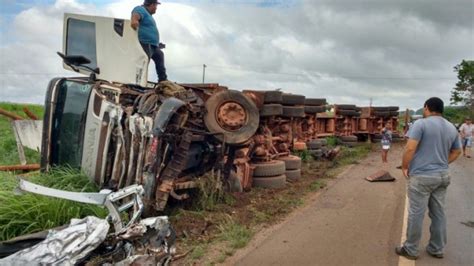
left=205, top=64, right=457, bottom=80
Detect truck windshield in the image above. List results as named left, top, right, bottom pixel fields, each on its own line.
left=51, top=80, right=92, bottom=168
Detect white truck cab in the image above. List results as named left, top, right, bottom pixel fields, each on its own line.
left=62, top=13, right=149, bottom=86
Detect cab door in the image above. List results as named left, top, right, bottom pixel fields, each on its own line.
left=63, top=13, right=149, bottom=86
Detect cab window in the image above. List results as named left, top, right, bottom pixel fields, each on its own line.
left=66, top=18, right=97, bottom=69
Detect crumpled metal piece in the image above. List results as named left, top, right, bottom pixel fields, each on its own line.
left=0, top=216, right=109, bottom=266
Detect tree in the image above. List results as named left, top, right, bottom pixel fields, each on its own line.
left=451, top=60, right=474, bottom=118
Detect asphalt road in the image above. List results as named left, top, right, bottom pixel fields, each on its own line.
left=227, top=144, right=473, bottom=266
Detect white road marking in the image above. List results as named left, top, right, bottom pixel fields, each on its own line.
left=399, top=195, right=415, bottom=266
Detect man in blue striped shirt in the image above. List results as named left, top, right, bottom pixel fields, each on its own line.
left=131, top=0, right=168, bottom=82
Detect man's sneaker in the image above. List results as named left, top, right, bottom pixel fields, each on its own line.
left=395, top=246, right=418, bottom=260
left=426, top=250, right=444, bottom=259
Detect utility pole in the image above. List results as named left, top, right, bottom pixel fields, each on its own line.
left=369, top=97, right=373, bottom=107
left=202, top=64, right=207, bottom=84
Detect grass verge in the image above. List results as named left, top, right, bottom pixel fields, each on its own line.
left=0, top=168, right=107, bottom=241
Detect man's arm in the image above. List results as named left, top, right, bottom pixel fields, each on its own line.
left=448, top=148, right=462, bottom=163
left=131, top=12, right=141, bottom=30
left=402, top=139, right=419, bottom=178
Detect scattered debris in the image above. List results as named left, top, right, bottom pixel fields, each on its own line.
left=22, top=107, right=39, bottom=120
left=0, top=108, right=24, bottom=120
left=0, top=164, right=40, bottom=172
left=461, top=221, right=474, bottom=228
left=0, top=179, right=176, bottom=264
left=365, top=170, right=396, bottom=182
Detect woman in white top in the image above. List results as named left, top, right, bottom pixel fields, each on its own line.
left=459, top=117, right=474, bottom=158
left=381, top=123, right=393, bottom=163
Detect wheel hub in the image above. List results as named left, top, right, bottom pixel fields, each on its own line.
left=217, top=102, right=247, bottom=131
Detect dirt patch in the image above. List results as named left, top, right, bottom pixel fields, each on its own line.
left=169, top=144, right=374, bottom=265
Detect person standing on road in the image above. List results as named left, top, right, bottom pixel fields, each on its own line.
left=381, top=123, right=392, bottom=163
left=131, top=0, right=168, bottom=82
left=459, top=117, right=474, bottom=158
left=397, top=97, right=461, bottom=260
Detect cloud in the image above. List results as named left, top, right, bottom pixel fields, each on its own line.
left=0, top=0, right=473, bottom=110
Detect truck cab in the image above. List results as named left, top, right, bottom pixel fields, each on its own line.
left=41, top=13, right=259, bottom=211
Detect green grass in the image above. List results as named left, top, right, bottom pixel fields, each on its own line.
left=0, top=102, right=44, bottom=165
left=189, top=244, right=208, bottom=260
left=217, top=218, right=252, bottom=250
left=336, top=144, right=372, bottom=166
left=0, top=168, right=107, bottom=241
left=293, top=149, right=311, bottom=162
left=308, top=180, right=327, bottom=192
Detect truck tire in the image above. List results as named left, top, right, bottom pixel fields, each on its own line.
left=278, top=155, right=302, bottom=170
left=285, top=169, right=301, bottom=181
left=309, top=149, right=323, bottom=159
left=338, top=110, right=361, bottom=117
left=260, top=104, right=283, bottom=117
left=307, top=140, right=322, bottom=149
left=282, top=94, right=305, bottom=105
left=253, top=175, right=286, bottom=189
left=204, top=90, right=259, bottom=145
left=373, top=111, right=390, bottom=117
left=336, top=104, right=356, bottom=110
left=264, top=91, right=283, bottom=104
left=305, top=98, right=327, bottom=106
left=339, top=135, right=358, bottom=142
left=282, top=106, right=305, bottom=118
left=372, top=107, right=390, bottom=111
left=252, top=160, right=286, bottom=177
left=305, top=105, right=326, bottom=114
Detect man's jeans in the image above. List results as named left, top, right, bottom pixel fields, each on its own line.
left=141, top=43, right=167, bottom=82
left=403, top=173, right=450, bottom=256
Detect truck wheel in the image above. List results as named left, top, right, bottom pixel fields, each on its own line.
left=278, top=155, right=302, bottom=170
left=282, top=106, right=305, bottom=118
left=340, top=135, right=358, bottom=142
left=260, top=104, right=283, bottom=117
left=253, top=175, right=286, bottom=189
left=307, top=140, right=322, bottom=149
left=305, top=98, right=327, bottom=106
left=282, top=94, right=305, bottom=105
left=373, top=111, right=391, bottom=117
left=264, top=91, right=283, bottom=104
left=304, top=105, right=326, bottom=114
left=338, top=110, right=360, bottom=116
left=204, top=90, right=259, bottom=145
left=251, top=160, right=286, bottom=177
left=335, top=104, right=356, bottom=110
left=285, top=169, right=301, bottom=181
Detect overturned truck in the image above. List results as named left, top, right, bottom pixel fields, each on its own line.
left=41, top=14, right=262, bottom=212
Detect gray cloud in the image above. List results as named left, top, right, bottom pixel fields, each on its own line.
left=0, top=0, right=472, bottom=110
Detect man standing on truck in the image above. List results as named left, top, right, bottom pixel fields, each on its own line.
left=131, top=0, right=168, bottom=82
left=396, top=97, right=461, bottom=260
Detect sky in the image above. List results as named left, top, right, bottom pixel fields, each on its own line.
left=0, top=0, right=473, bottom=110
